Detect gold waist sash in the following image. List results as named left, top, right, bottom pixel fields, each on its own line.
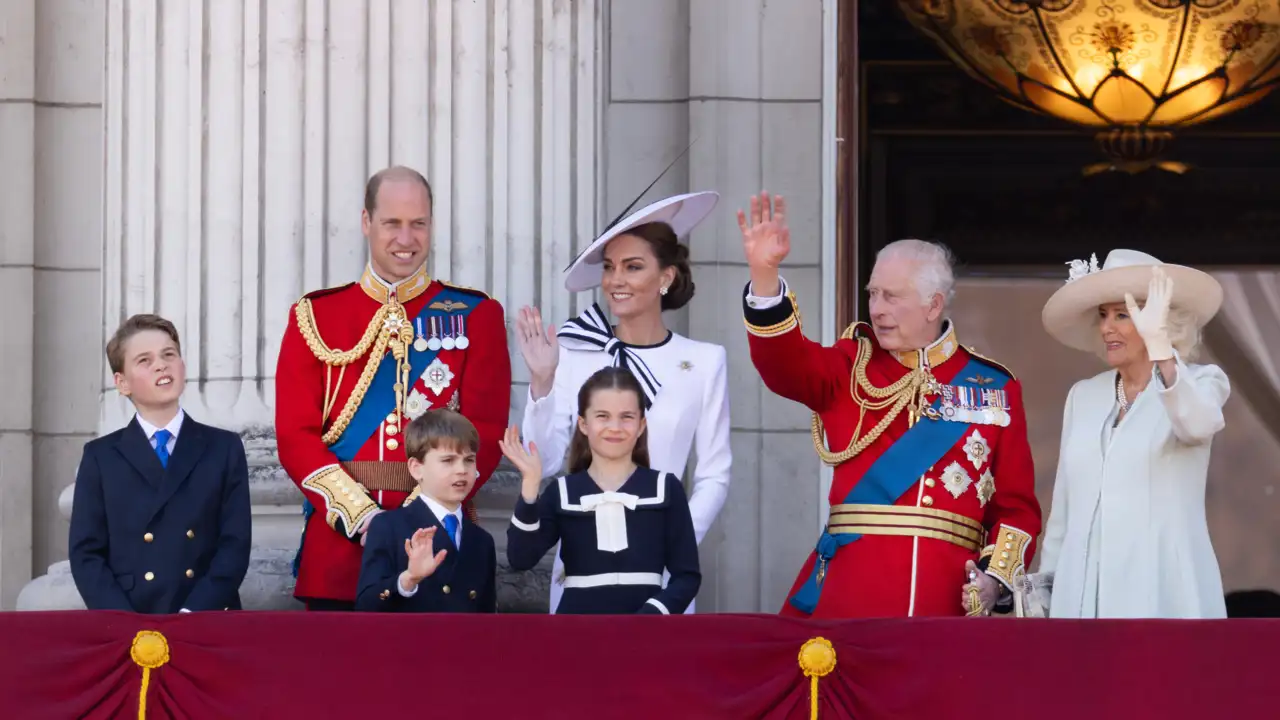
left=828, top=504, right=983, bottom=553
left=341, top=461, right=416, bottom=493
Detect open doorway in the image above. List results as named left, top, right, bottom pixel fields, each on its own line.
left=837, top=1, right=1280, bottom=595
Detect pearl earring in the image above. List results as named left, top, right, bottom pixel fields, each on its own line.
left=660, top=286, right=668, bottom=296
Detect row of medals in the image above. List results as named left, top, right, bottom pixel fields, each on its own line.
left=919, top=379, right=1008, bottom=425
left=411, top=316, right=470, bottom=353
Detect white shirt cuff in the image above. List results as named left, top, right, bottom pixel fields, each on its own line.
left=397, top=573, right=419, bottom=597
left=745, top=277, right=788, bottom=310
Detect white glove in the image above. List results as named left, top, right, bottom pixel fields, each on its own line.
left=1124, top=266, right=1174, bottom=361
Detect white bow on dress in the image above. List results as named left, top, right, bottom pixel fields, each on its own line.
left=579, top=491, right=640, bottom=553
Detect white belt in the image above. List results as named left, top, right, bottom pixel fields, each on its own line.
left=561, top=572, right=662, bottom=589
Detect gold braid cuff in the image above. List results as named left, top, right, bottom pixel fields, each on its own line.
left=294, top=298, right=416, bottom=445
left=985, top=524, right=1033, bottom=590
left=744, top=290, right=803, bottom=338
left=301, top=465, right=379, bottom=538
left=979, top=543, right=996, bottom=564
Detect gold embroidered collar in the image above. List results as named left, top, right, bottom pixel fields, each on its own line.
left=892, top=320, right=959, bottom=370
left=360, top=263, right=431, bottom=304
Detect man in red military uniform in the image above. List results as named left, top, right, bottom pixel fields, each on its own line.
left=276, top=166, right=511, bottom=611
left=736, top=192, right=1042, bottom=618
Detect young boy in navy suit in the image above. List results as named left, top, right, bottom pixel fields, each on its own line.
left=69, top=314, right=252, bottom=613
left=356, top=409, right=497, bottom=612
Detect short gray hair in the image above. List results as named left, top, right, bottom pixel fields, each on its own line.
left=875, top=239, right=957, bottom=307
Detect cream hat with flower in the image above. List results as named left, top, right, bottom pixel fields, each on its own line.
left=1041, top=249, right=1222, bottom=353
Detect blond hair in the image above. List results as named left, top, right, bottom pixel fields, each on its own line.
left=1091, top=305, right=1202, bottom=361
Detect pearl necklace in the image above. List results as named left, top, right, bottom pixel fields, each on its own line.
left=1116, top=375, right=1146, bottom=412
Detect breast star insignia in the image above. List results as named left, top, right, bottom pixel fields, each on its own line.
left=423, top=358, right=455, bottom=396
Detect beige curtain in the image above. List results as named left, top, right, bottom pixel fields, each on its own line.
left=1202, top=271, right=1280, bottom=444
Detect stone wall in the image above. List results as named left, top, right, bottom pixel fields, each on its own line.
left=0, top=0, right=105, bottom=610
left=602, top=0, right=834, bottom=612
left=10, top=0, right=842, bottom=614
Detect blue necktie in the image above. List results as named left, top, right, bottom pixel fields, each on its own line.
left=153, top=429, right=172, bottom=469
left=443, top=514, right=459, bottom=548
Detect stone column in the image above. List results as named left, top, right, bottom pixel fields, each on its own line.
left=0, top=0, right=36, bottom=611
left=19, top=0, right=602, bottom=612
left=602, top=0, right=833, bottom=612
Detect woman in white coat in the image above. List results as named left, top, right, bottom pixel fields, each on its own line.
left=514, top=191, right=732, bottom=614
left=1037, top=249, right=1230, bottom=619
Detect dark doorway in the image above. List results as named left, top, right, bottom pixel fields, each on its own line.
left=845, top=2, right=1280, bottom=324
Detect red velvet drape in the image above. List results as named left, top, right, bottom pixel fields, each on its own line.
left=0, top=612, right=1274, bottom=719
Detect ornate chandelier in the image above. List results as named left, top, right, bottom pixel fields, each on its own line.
left=897, top=0, right=1280, bottom=172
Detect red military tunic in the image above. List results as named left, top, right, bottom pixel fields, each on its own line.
left=276, top=263, right=511, bottom=603
left=744, top=283, right=1042, bottom=618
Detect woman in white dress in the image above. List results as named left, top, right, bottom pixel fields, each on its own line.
left=1036, top=249, right=1230, bottom=619
left=514, top=192, right=732, bottom=614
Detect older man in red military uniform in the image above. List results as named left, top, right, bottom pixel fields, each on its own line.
left=276, top=166, right=511, bottom=611
left=736, top=192, right=1041, bottom=618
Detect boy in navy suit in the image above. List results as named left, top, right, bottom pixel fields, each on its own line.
left=356, top=409, right=497, bottom=612
left=69, top=314, right=252, bottom=613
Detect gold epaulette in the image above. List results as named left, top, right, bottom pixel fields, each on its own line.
left=965, top=345, right=1017, bottom=381
left=840, top=321, right=872, bottom=341
left=745, top=290, right=803, bottom=338
left=301, top=465, right=379, bottom=539
left=440, top=280, right=491, bottom=300
left=300, top=282, right=354, bottom=302
left=984, top=524, right=1033, bottom=590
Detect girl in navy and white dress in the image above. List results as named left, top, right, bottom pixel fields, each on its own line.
left=501, top=367, right=701, bottom=615
left=513, top=192, right=732, bottom=614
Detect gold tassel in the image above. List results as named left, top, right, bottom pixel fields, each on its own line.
left=798, top=637, right=837, bottom=719
left=130, top=630, right=170, bottom=719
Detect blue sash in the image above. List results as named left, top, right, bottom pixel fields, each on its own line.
left=292, top=287, right=478, bottom=577
left=328, top=287, right=477, bottom=460
left=788, top=356, right=1009, bottom=614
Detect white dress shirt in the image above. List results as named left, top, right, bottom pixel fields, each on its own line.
left=398, top=494, right=464, bottom=597
left=136, top=408, right=185, bottom=454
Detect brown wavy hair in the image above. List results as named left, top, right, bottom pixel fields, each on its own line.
left=618, top=222, right=695, bottom=311
left=566, top=367, right=651, bottom=474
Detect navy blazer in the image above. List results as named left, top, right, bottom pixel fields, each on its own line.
left=356, top=498, right=496, bottom=613
left=68, top=415, right=252, bottom=613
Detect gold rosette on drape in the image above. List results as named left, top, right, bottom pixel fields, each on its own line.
left=798, top=636, right=837, bottom=719
left=130, top=630, right=170, bottom=719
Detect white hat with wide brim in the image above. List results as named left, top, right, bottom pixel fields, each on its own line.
left=562, top=191, right=719, bottom=292
left=1041, top=249, right=1223, bottom=353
